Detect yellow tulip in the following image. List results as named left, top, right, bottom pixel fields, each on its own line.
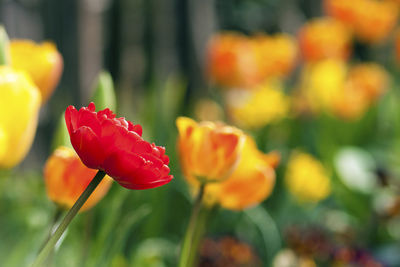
left=44, top=146, right=113, bottom=212
left=285, top=152, right=331, bottom=203
left=0, top=66, right=41, bottom=168
left=10, top=40, right=63, bottom=103
left=176, top=117, right=245, bottom=183
left=206, top=136, right=278, bottom=210
left=226, top=80, right=290, bottom=129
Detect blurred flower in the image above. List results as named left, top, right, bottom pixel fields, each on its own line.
left=207, top=32, right=259, bottom=89
left=10, top=40, right=63, bottom=103
left=272, top=249, right=317, bottom=267
left=333, top=247, right=384, bottom=267
left=297, top=59, right=347, bottom=115
left=0, top=66, right=41, bottom=168
left=199, top=237, right=262, bottom=267
left=176, top=116, right=245, bottom=183
left=324, top=0, right=398, bottom=43
left=333, top=63, right=389, bottom=120
left=285, top=151, right=331, bottom=203
left=205, top=136, right=278, bottom=210
left=194, top=99, right=224, bottom=122
left=296, top=60, right=388, bottom=120
left=206, top=32, right=297, bottom=89
left=226, top=80, right=290, bottom=129
left=252, top=33, right=298, bottom=78
left=285, top=225, right=332, bottom=259
left=65, top=103, right=173, bottom=190
left=298, top=17, right=351, bottom=62
left=44, top=146, right=113, bottom=212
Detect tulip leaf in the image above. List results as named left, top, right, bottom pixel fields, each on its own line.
left=51, top=111, right=72, bottom=151
left=91, top=71, right=117, bottom=112
left=0, top=26, right=10, bottom=66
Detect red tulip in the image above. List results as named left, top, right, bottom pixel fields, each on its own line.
left=65, top=102, right=173, bottom=190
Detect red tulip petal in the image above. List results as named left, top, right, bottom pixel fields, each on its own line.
left=70, top=126, right=104, bottom=169
left=65, top=105, right=78, bottom=133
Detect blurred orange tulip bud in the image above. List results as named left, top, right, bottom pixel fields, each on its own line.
left=206, top=136, right=278, bottom=210
left=207, top=32, right=297, bottom=89
left=44, top=146, right=113, bottom=212
left=10, top=40, right=63, bottom=103
left=325, top=0, right=398, bottom=43
left=333, top=63, right=389, bottom=120
left=0, top=66, right=41, bottom=168
left=176, top=117, right=245, bottom=183
left=207, top=32, right=260, bottom=89
left=298, top=17, right=351, bottom=62
left=252, top=34, right=298, bottom=78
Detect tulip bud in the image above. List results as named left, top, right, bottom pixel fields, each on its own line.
left=10, top=40, right=63, bottom=103
left=44, top=146, right=113, bottom=212
left=176, top=117, right=245, bottom=183
left=91, top=71, right=117, bottom=112
left=0, top=66, right=41, bottom=168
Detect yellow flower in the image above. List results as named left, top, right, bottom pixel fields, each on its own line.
left=10, top=40, right=63, bottom=103
left=176, top=117, right=245, bottom=183
left=206, top=136, right=278, bottom=210
left=299, top=59, right=347, bottom=114
left=44, top=146, right=113, bottom=212
left=226, top=80, right=290, bottom=129
left=298, top=17, right=351, bottom=62
left=285, top=152, right=331, bottom=203
left=0, top=66, right=41, bottom=168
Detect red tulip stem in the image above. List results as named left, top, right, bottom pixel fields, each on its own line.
left=31, top=170, right=106, bottom=267
left=178, top=183, right=206, bottom=267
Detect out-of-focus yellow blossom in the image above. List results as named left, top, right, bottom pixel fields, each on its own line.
left=299, top=59, right=347, bottom=114
left=226, top=80, right=290, bottom=129
left=44, top=146, right=113, bottom=212
left=207, top=32, right=259, bottom=89
left=298, top=17, right=351, bottom=62
left=204, top=136, right=278, bottom=210
left=324, top=0, right=398, bottom=43
left=273, top=249, right=317, bottom=267
left=10, top=40, right=63, bottom=103
left=285, top=152, right=331, bottom=203
left=252, top=34, right=298, bottom=79
left=0, top=66, right=41, bottom=168
left=194, top=99, right=224, bottom=122
left=176, top=117, right=245, bottom=183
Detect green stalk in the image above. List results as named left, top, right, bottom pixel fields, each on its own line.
left=31, top=170, right=106, bottom=267
left=178, top=183, right=206, bottom=267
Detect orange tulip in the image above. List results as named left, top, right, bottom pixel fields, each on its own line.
left=176, top=117, right=245, bottom=183
left=298, top=17, right=351, bottom=62
left=252, top=34, right=298, bottom=78
left=207, top=33, right=259, bottom=89
left=206, top=136, right=278, bottom=210
left=44, top=146, right=113, bottom=212
left=10, top=40, right=63, bottom=103
left=324, top=0, right=398, bottom=43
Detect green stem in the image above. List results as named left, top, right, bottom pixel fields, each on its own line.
left=178, top=183, right=206, bottom=267
left=39, top=207, right=64, bottom=252
left=31, top=170, right=106, bottom=267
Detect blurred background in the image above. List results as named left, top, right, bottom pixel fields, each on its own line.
left=1, top=0, right=400, bottom=266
